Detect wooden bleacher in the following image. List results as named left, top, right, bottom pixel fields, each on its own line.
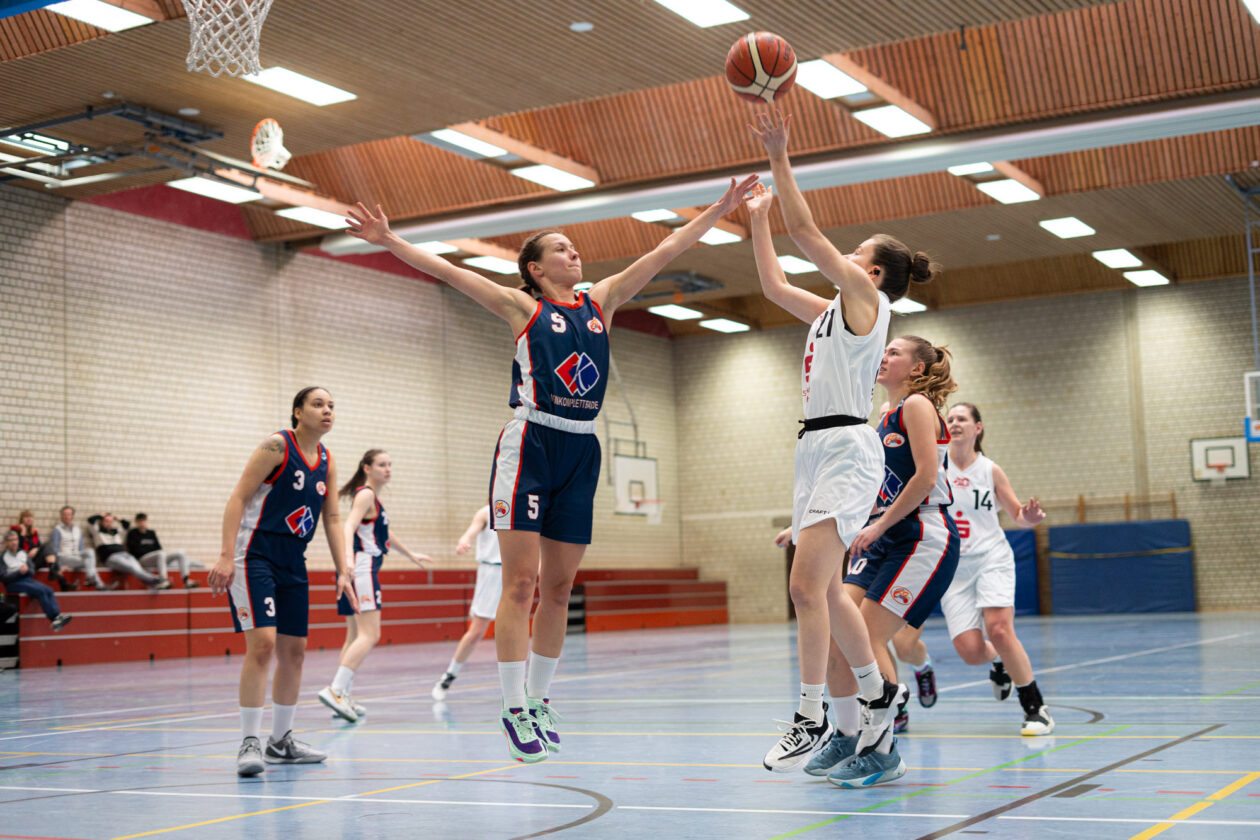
left=11, top=566, right=727, bottom=668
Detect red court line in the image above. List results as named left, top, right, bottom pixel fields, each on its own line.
left=989, top=785, right=1030, bottom=789
left=1158, top=790, right=1205, bottom=795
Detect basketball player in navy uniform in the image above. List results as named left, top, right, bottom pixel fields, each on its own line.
left=210, top=387, right=355, bottom=777
left=748, top=107, right=938, bottom=788
left=346, top=175, right=757, bottom=762
left=891, top=403, right=1052, bottom=735
left=319, top=449, right=432, bottom=723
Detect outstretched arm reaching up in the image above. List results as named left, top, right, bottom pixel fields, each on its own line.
left=747, top=182, right=830, bottom=324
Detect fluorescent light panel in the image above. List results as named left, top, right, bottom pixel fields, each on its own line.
left=1092, top=248, right=1142, bottom=269
left=463, top=255, right=518, bottom=274
left=975, top=178, right=1041, bottom=204
left=947, top=162, right=995, bottom=177
left=1038, top=217, right=1095, bottom=239
left=510, top=164, right=595, bottom=192
left=427, top=129, right=507, bottom=158
left=632, top=209, right=679, bottom=223
left=794, top=60, right=867, bottom=99
left=890, top=298, right=927, bottom=314
left=275, top=206, right=349, bottom=229
left=852, top=105, right=932, bottom=138
left=699, top=318, right=750, bottom=333
left=777, top=255, right=817, bottom=274
left=416, top=240, right=458, bottom=254
left=47, top=0, right=153, bottom=31
left=166, top=176, right=260, bottom=204
left=1123, top=269, right=1169, bottom=287
left=699, top=228, right=742, bottom=245
left=1244, top=0, right=1260, bottom=26
left=243, top=67, right=357, bottom=106
left=648, top=304, right=703, bottom=320
left=651, top=0, right=749, bottom=28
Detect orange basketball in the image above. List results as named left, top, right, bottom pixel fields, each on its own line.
left=725, top=32, right=797, bottom=104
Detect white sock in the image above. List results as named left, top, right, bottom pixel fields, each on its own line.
left=852, top=661, right=884, bottom=700
left=525, top=651, right=560, bottom=700
left=833, top=694, right=860, bottom=736
left=797, top=682, right=825, bottom=723
left=446, top=658, right=463, bottom=677
left=915, top=652, right=932, bottom=673
left=499, top=660, right=527, bottom=709
left=240, top=706, right=263, bottom=741
left=271, top=703, right=296, bottom=742
left=331, top=666, right=354, bottom=694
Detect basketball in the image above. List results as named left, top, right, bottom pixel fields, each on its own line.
left=725, top=32, right=797, bottom=104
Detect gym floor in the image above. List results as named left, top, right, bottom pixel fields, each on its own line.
left=1, top=612, right=1257, bottom=839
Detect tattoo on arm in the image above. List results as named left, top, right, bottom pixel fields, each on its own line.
left=259, top=438, right=286, bottom=453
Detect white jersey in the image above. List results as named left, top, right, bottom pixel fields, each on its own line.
left=947, top=453, right=1007, bottom=557
left=474, top=506, right=501, bottom=565
left=802, top=290, right=890, bottom=419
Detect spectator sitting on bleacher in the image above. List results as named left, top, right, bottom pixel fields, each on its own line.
left=50, top=505, right=113, bottom=591
left=87, top=513, right=171, bottom=590
left=11, top=509, right=73, bottom=591
left=126, top=513, right=199, bottom=589
left=2, top=530, right=72, bottom=631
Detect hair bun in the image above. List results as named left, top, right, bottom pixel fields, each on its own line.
left=910, top=252, right=939, bottom=285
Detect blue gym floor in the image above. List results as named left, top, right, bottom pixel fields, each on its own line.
left=1, top=612, right=1257, bottom=839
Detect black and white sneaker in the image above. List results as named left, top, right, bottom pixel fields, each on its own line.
left=857, top=681, right=909, bottom=755
left=51, top=614, right=72, bottom=632
left=236, top=736, right=264, bottom=777
left=431, top=672, right=456, bottom=701
left=263, top=731, right=327, bottom=764
left=990, top=661, right=1013, bottom=701
left=1021, top=705, right=1055, bottom=736
left=763, top=703, right=833, bottom=772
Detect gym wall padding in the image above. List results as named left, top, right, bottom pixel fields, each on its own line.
left=1048, top=519, right=1195, bottom=614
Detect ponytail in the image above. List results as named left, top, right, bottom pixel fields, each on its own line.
left=871, top=235, right=940, bottom=303
left=339, top=448, right=386, bottom=499
left=900, top=335, right=958, bottom=409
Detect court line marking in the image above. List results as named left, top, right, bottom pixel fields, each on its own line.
left=1200, top=680, right=1260, bottom=702
left=1126, top=771, right=1260, bottom=840
left=0, top=786, right=587, bottom=809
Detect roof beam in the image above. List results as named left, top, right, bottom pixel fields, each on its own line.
left=822, top=53, right=937, bottom=131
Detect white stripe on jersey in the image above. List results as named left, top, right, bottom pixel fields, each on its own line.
left=947, top=453, right=1006, bottom=556
left=802, top=290, right=890, bottom=419
left=490, top=418, right=527, bottom=530
left=235, top=482, right=273, bottom=559
left=514, top=315, right=538, bottom=410
left=355, top=516, right=382, bottom=557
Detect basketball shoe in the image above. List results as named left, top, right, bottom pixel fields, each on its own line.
left=803, top=731, right=858, bottom=776
left=763, top=702, right=833, bottom=772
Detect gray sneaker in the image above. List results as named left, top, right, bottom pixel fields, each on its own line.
left=263, top=731, right=327, bottom=764
left=236, top=736, right=265, bottom=777
left=803, top=731, right=858, bottom=776
left=51, top=613, right=73, bottom=632
left=827, top=738, right=907, bottom=788
left=317, top=686, right=358, bottom=722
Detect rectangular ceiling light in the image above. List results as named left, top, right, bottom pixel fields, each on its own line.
left=510, top=164, right=595, bottom=192
left=275, top=206, right=350, bottom=229
left=777, top=255, right=817, bottom=274
left=47, top=0, right=153, bottom=31
left=947, top=162, right=995, bottom=177
left=1038, top=217, right=1096, bottom=239
left=651, top=0, right=749, bottom=27
left=1, top=132, right=75, bottom=155
left=1123, top=269, right=1170, bottom=287
left=243, top=67, right=357, bottom=106
left=890, top=297, right=927, bottom=314
left=1243, top=0, right=1260, bottom=25
left=975, top=178, right=1041, bottom=204
left=852, top=105, right=932, bottom=138
left=648, top=304, right=703, bottom=320
left=1092, top=248, right=1142, bottom=269
left=795, top=60, right=867, bottom=99
left=427, top=128, right=507, bottom=158
left=699, top=317, right=750, bottom=333
left=416, top=240, right=458, bottom=254
left=463, top=255, right=518, bottom=274
left=632, top=208, right=680, bottom=223
left=166, top=176, right=260, bottom=204
left=699, top=228, right=742, bottom=245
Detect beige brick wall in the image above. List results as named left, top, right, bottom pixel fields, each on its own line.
left=0, top=186, right=681, bottom=572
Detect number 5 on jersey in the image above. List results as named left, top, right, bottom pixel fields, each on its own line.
left=527, top=494, right=540, bottom=520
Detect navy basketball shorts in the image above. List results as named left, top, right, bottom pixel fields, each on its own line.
left=489, top=417, right=601, bottom=544
left=229, top=530, right=311, bottom=636
left=843, top=505, right=960, bottom=629
left=338, top=552, right=383, bottom=616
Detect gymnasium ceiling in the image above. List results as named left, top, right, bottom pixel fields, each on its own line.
left=2, top=0, right=1259, bottom=335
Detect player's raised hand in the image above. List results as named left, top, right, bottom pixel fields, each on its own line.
left=346, top=202, right=391, bottom=245
left=749, top=108, right=792, bottom=156
left=747, top=182, right=774, bottom=219
left=713, top=173, right=760, bottom=216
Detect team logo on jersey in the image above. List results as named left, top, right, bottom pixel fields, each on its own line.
left=954, top=514, right=971, bottom=539
left=555, top=352, right=600, bottom=396
left=238, top=606, right=249, bottom=619
left=953, top=476, right=971, bottom=487
left=316, top=481, right=327, bottom=496
left=891, top=587, right=912, bottom=606
left=285, top=505, right=315, bottom=537
left=494, top=500, right=510, bottom=518
left=878, top=467, right=904, bottom=504
left=586, top=317, right=604, bottom=334
left=883, top=433, right=906, bottom=447
left=550, top=312, right=568, bottom=333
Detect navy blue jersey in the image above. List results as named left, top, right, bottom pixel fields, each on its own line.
left=510, top=294, right=609, bottom=422
left=234, top=430, right=329, bottom=556
left=875, top=395, right=952, bottom=512
left=352, top=486, right=390, bottom=556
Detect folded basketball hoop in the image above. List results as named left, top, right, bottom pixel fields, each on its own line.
left=251, top=118, right=290, bottom=170
left=181, top=0, right=275, bottom=78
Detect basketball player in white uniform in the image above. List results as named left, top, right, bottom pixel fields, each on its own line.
left=749, top=108, right=938, bottom=787
left=431, top=505, right=506, bottom=701
left=892, top=402, right=1052, bottom=735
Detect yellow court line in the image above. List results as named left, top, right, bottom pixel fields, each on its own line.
left=109, top=763, right=521, bottom=840
left=1126, top=771, right=1260, bottom=840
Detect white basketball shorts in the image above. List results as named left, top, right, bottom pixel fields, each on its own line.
left=939, top=542, right=1016, bottom=639
left=792, top=423, right=884, bottom=548
left=470, top=562, right=503, bottom=619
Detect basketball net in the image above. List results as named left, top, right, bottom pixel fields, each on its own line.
left=181, top=0, right=275, bottom=78
left=1208, top=464, right=1227, bottom=488
left=631, top=498, right=665, bottom=526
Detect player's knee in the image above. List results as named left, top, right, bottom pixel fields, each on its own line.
left=276, top=645, right=305, bottom=669
left=986, top=618, right=1015, bottom=647
left=953, top=635, right=988, bottom=665
left=539, top=580, right=572, bottom=608
left=502, top=576, right=535, bottom=606
left=788, top=579, right=823, bottom=611
left=247, top=637, right=275, bottom=663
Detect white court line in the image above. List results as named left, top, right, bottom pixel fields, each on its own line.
left=11, top=699, right=227, bottom=724
left=938, top=631, right=1255, bottom=693
left=619, top=806, right=968, bottom=818
left=997, top=815, right=1260, bottom=827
